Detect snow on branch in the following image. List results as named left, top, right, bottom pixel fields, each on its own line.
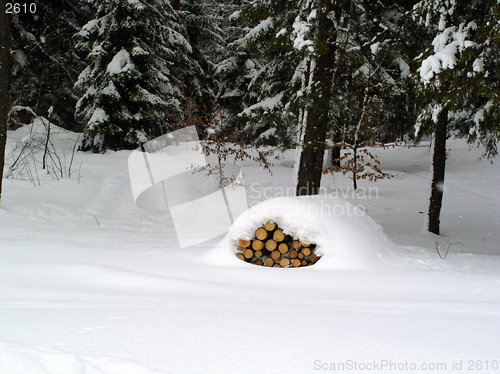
left=106, top=49, right=136, bottom=76
left=241, top=92, right=284, bottom=118
left=419, top=22, right=478, bottom=83
left=292, top=16, right=314, bottom=52
left=234, top=17, right=273, bottom=48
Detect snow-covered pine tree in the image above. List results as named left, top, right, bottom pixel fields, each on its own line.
left=75, top=0, right=192, bottom=152
left=412, top=0, right=500, bottom=235
left=211, top=0, right=264, bottom=130
left=177, top=0, right=224, bottom=126
left=451, top=2, right=500, bottom=158
left=233, top=0, right=412, bottom=195
left=9, top=0, right=95, bottom=132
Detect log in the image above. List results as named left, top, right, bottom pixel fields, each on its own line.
left=255, top=228, right=269, bottom=240
left=302, top=247, right=312, bottom=257
left=289, top=249, right=298, bottom=259
left=244, top=248, right=254, bottom=259
left=278, top=243, right=289, bottom=254
left=273, top=264, right=282, bottom=268
left=253, top=259, right=264, bottom=266
left=279, top=257, right=291, bottom=268
left=292, top=240, right=301, bottom=249
left=239, top=239, right=251, bottom=248
left=301, top=242, right=311, bottom=248
left=265, top=239, right=277, bottom=251
left=265, top=257, right=275, bottom=267
left=292, top=259, right=301, bottom=267
left=237, top=245, right=247, bottom=252
left=301, top=260, right=308, bottom=266
left=298, top=252, right=305, bottom=260
left=309, top=253, right=318, bottom=264
left=271, top=250, right=281, bottom=261
left=254, top=250, right=263, bottom=258
left=252, top=240, right=264, bottom=251
left=264, top=221, right=277, bottom=231
left=236, top=253, right=245, bottom=261
left=273, top=229, right=285, bottom=242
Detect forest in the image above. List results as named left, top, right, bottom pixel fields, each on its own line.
left=1, top=0, right=499, bottom=236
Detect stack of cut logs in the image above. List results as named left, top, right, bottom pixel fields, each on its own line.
left=236, top=221, right=320, bottom=267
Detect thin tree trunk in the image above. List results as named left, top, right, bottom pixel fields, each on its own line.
left=351, top=89, right=369, bottom=191
left=428, top=107, right=448, bottom=235
left=352, top=146, right=357, bottom=190
left=296, top=1, right=335, bottom=196
left=0, top=0, right=10, bottom=207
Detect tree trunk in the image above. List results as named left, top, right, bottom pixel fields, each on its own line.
left=352, top=146, right=358, bottom=190
left=331, top=145, right=341, bottom=167
left=428, top=108, right=448, bottom=235
left=296, top=2, right=335, bottom=196
left=0, top=0, right=10, bottom=207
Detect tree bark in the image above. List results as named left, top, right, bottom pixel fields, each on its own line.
left=428, top=108, right=448, bottom=235
left=0, top=0, right=11, bottom=207
left=331, top=145, right=341, bottom=167
left=296, top=1, right=336, bottom=196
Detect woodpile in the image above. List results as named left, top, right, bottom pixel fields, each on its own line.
left=236, top=221, right=320, bottom=267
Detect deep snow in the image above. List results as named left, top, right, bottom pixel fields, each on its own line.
left=1, top=125, right=500, bottom=373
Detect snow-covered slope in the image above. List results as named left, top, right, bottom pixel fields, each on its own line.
left=1, top=126, right=500, bottom=373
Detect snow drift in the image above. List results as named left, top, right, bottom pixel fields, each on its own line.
left=205, top=196, right=405, bottom=269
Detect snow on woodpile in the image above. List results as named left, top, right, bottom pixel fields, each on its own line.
left=205, top=196, right=405, bottom=269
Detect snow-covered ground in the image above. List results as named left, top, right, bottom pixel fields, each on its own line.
left=1, top=125, right=500, bottom=373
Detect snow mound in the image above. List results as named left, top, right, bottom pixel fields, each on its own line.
left=205, top=196, right=406, bottom=270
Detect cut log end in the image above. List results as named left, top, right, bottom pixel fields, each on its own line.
left=271, top=250, right=281, bottom=261
left=265, top=239, right=277, bottom=251
left=273, top=229, right=285, bottom=242
left=264, top=221, right=277, bottom=231
left=255, top=228, right=269, bottom=240
left=279, top=257, right=291, bottom=268
left=239, top=239, right=251, bottom=248
left=302, top=247, right=312, bottom=257
left=278, top=243, right=289, bottom=254
left=252, top=240, right=264, bottom=251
